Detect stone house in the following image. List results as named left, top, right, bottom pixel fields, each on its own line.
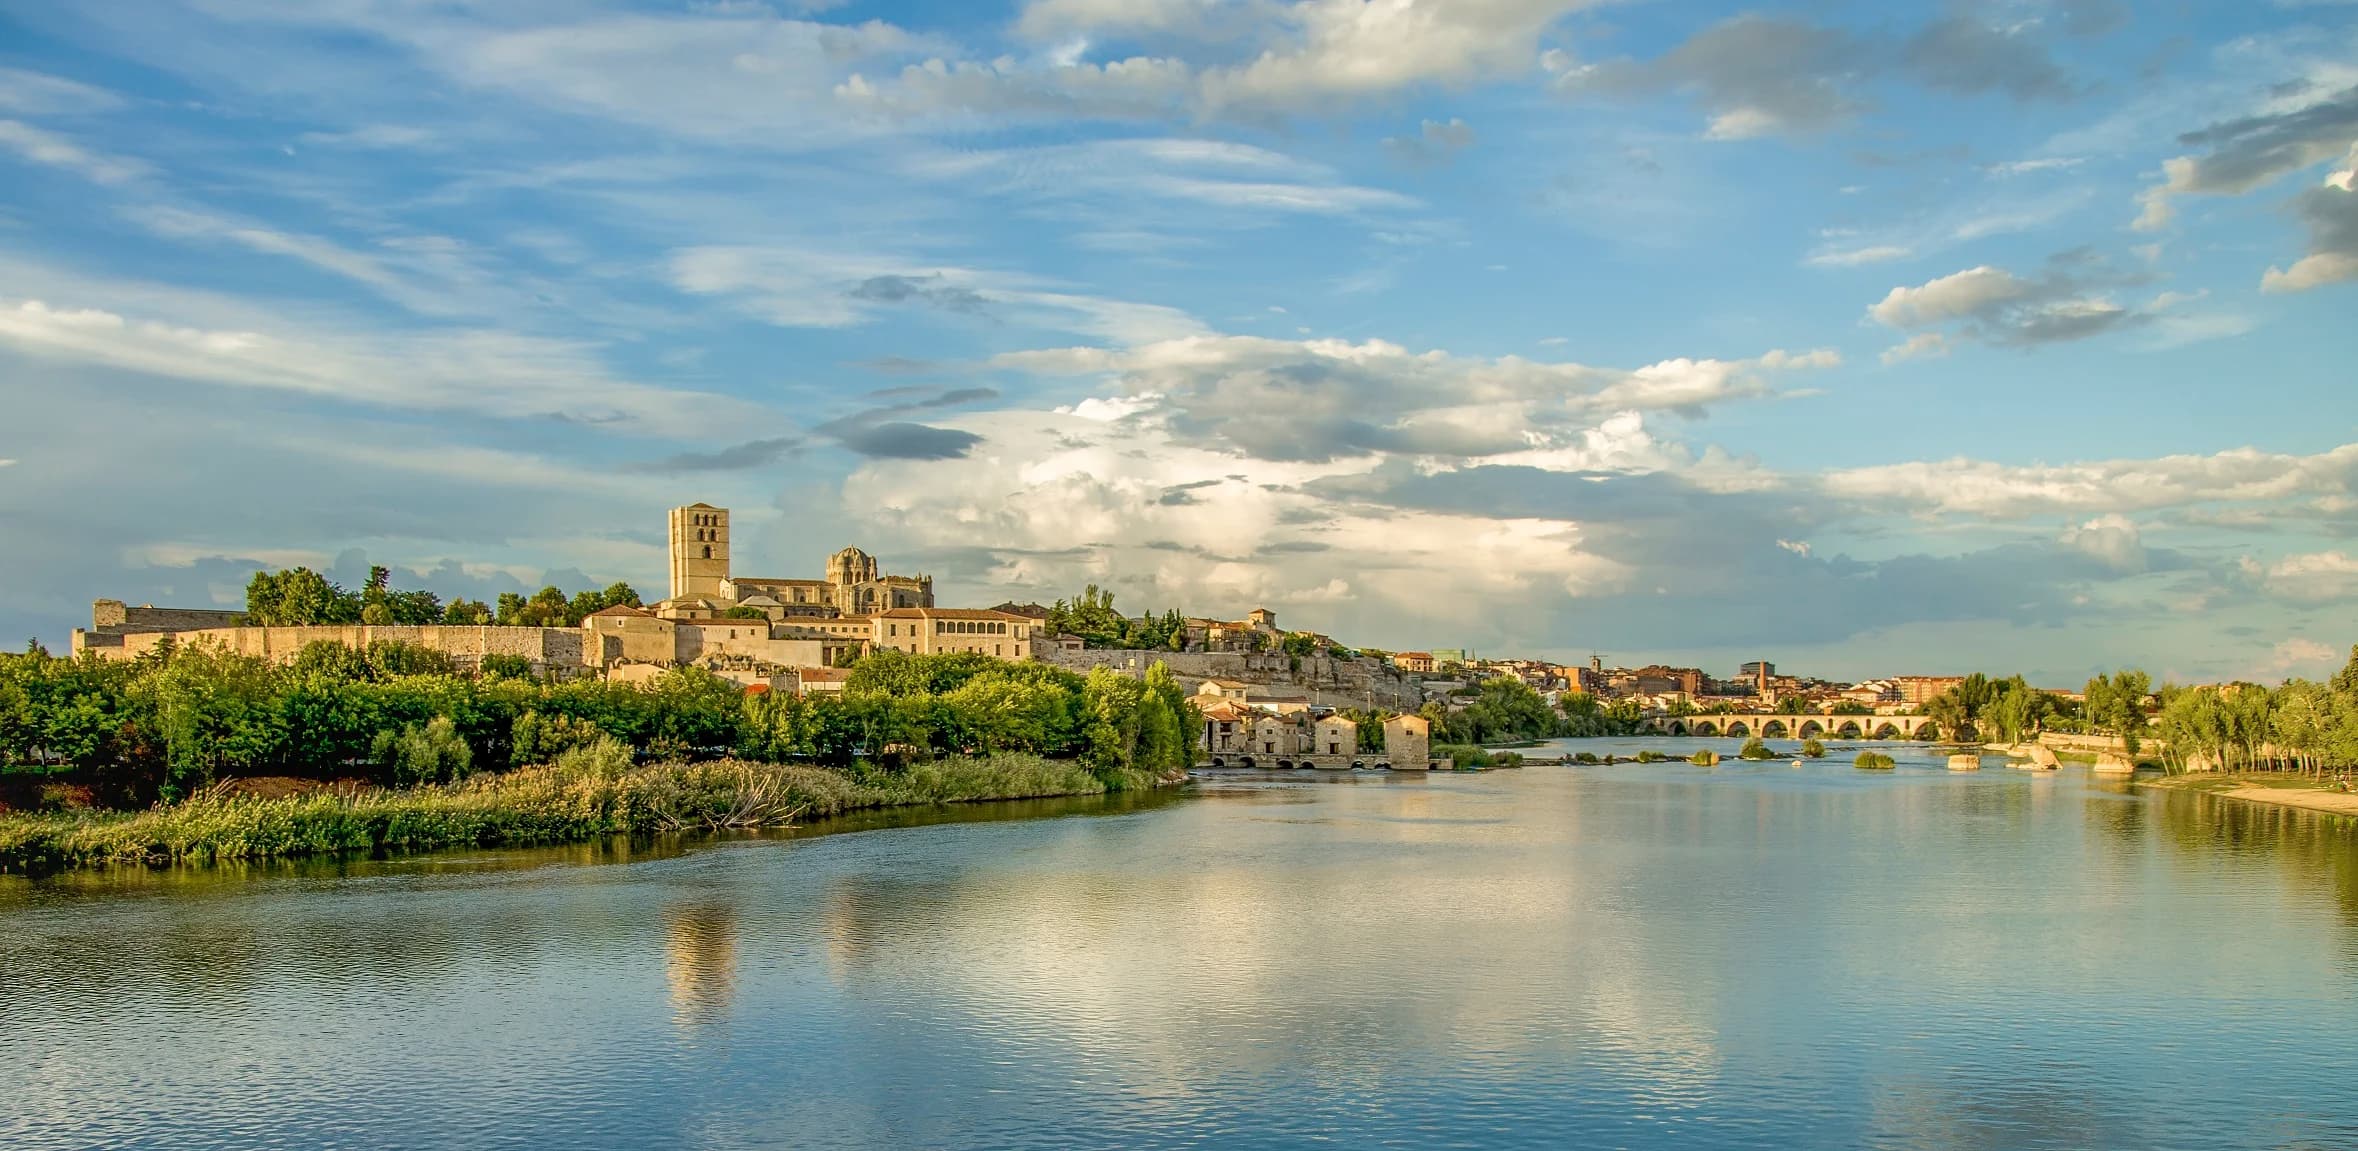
left=1313, top=714, right=1358, bottom=757
left=1384, top=713, right=1432, bottom=771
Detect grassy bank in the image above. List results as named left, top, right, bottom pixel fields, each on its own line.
left=0, top=751, right=1168, bottom=874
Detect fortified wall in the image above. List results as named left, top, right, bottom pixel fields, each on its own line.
left=1040, top=647, right=1423, bottom=711
left=89, top=600, right=248, bottom=633
left=89, top=625, right=592, bottom=674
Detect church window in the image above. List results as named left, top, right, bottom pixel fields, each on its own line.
left=702, top=546, right=711, bottom=559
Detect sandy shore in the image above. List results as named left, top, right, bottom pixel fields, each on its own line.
left=2139, top=775, right=2358, bottom=817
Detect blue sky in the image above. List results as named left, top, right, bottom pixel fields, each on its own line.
left=1, top=0, right=2354, bottom=686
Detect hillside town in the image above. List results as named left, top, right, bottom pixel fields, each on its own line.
left=61, top=503, right=2100, bottom=769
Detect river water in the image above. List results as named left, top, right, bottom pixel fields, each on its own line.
left=5, top=737, right=2358, bottom=1150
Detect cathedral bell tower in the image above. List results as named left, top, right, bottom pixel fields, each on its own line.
left=668, top=504, right=731, bottom=601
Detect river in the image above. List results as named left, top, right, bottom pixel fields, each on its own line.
left=5, top=737, right=2357, bottom=1149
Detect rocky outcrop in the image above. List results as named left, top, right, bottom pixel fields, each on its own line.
left=1039, top=647, right=1424, bottom=711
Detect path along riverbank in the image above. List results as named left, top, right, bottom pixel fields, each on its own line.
left=0, top=752, right=1175, bottom=874
left=2136, top=773, right=2358, bottom=818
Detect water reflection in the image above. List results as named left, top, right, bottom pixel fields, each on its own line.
left=665, top=902, right=738, bottom=1025
left=4, top=747, right=2358, bottom=1150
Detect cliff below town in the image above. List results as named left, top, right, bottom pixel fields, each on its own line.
left=1039, top=648, right=1424, bottom=711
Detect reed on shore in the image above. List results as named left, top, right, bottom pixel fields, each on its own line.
left=0, top=742, right=1162, bottom=873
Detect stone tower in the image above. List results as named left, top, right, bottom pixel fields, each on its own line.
left=668, top=504, right=731, bottom=601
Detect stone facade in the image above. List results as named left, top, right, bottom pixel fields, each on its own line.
left=662, top=504, right=932, bottom=620
left=73, top=600, right=249, bottom=658
left=1384, top=713, right=1432, bottom=771
left=96, top=625, right=590, bottom=674
left=869, top=608, right=1045, bottom=659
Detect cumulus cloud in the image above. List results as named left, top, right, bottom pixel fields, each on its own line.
left=997, top=334, right=1837, bottom=463
left=2059, top=514, right=2148, bottom=573
left=2244, top=550, right=2358, bottom=603
left=1866, top=262, right=2155, bottom=354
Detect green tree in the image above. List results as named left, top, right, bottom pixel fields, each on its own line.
left=245, top=567, right=361, bottom=626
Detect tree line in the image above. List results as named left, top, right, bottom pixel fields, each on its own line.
left=1906, top=650, right=2358, bottom=775
left=243, top=566, right=644, bottom=629
left=0, top=641, right=1196, bottom=806
left=2151, top=653, right=2358, bottom=775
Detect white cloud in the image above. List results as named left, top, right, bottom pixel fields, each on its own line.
left=2247, top=550, right=2358, bottom=603
left=843, top=0, right=1591, bottom=122
left=1826, top=443, right=2358, bottom=520
left=0, top=67, right=124, bottom=115
left=2059, top=513, right=2148, bottom=573
left=1806, top=244, right=1912, bottom=268
left=0, top=292, right=771, bottom=440
left=0, top=119, right=147, bottom=184
left=669, top=243, right=1207, bottom=343
left=842, top=404, right=1631, bottom=628
left=1867, top=263, right=2158, bottom=354
left=996, top=334, right=1835, bottom=462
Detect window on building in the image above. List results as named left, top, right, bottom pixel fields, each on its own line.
left=702, top=546, right=711, bottom=559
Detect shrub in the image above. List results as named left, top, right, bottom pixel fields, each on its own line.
left=1737, top=736, right=1773, bottom=760
left=1690, top=749, right=1719, bottom=766
left=1635, top=749, right=1665, bottom=763
left=1801, top=738, right=1826, bottom=758
left=1572, top=751, right=1600, bottom=764
left=371, top=717, right=473, bottom=786
left=479, top=653, right=533, bottom=681
left=1854, top=751, right=1896, bottom=771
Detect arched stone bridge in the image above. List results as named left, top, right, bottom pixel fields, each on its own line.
left=1644, top=713, right=1938, bottom=740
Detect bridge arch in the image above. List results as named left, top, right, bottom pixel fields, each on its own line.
left=1834, top=720, right=1863, bottom=739
left=1724, top=721, right=1751, bottom=738
left=1798, top=719, right=1825, bottom=738
left=1761, top=719, right=1790, bottom=738
left=1871, top=723, right=1900, bottom=740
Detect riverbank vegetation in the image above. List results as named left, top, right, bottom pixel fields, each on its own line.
left=0, top=641, right=1196, bottom=807
left=1854, top=752, right=1896, bottom=771
left=2150, top=654, right=2358, bottom=775
left=0, top=747, right=1146, bottom=872
left=0, top=641, right=1197, bottom=867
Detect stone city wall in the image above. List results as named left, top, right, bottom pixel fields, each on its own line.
left=103, top=625, right=591, bottom=671
left=89, top=600, right=247, bottom=632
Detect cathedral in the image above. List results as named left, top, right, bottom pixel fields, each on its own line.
left=656, top=504, right=932, bottom=620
